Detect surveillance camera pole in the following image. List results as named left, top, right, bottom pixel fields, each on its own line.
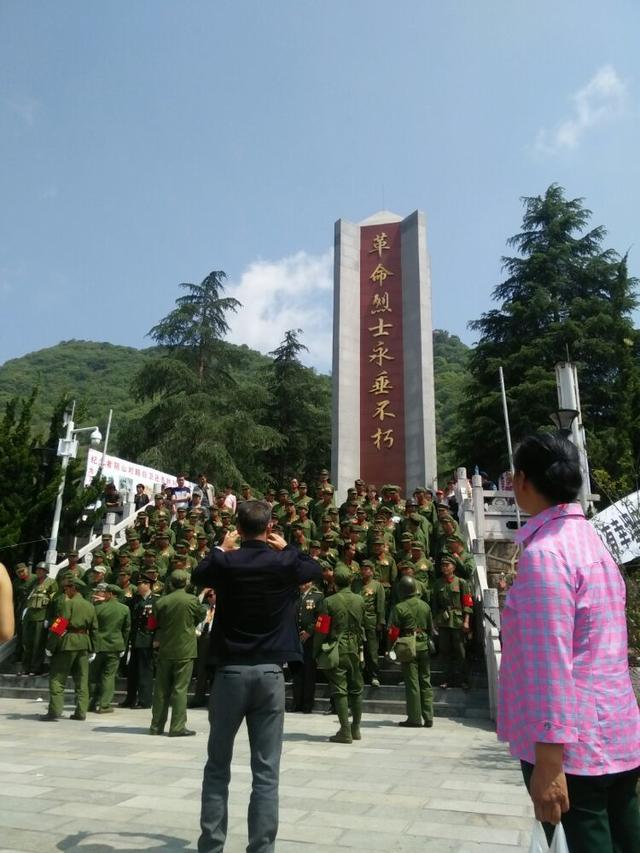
left=45, top=402, right=102, bottom=573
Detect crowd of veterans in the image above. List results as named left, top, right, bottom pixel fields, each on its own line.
left=8, top=469, right=477, bottom=737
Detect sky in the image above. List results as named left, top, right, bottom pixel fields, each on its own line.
left=1, top=1, right=639, bottom=373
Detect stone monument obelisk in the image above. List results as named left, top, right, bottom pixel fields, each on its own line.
left=331, top=210, right=437, bottom=500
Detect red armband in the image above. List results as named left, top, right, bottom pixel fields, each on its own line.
left=49, top=616, right=69, bottom=637
left=314, top=613, right=331, bottom=635
left=387, top=625, right=400, bottom=643
left=462, top=594, right=474, bottom=609
left=146, top=615, right=158, bottom=631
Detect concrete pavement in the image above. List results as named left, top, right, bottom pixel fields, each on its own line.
left=0, top=697, right=533, bottom=852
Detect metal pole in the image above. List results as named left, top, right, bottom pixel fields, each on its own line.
left=100, top=409, right=113, bottom=469
left=45, top=401, right=75, bottom=570
left=498, top=367, right=522, bottom=527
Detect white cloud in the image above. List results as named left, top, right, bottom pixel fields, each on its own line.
left=225, top=249, right=333, bottom=373
left=4, top=95, right=39, bottom=126
left=535, top=65, right=627, bottom=154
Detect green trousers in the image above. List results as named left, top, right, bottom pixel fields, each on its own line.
left=89, top=652, right=120, bottom=709
left=150, top=656, right=194, bottom=734
left=48, top=650, right=89, bottom=718
left=522, top=761, right=640, bottom=853
left=23, top=620, right=47, bottom=673
left=362, top=625, right=380, bottom=680
left=401, top=648, right=433, bottom=724
left=438, top=627, right=469, bottom=686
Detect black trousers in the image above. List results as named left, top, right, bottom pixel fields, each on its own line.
left=289, top=639, right=317, bottom=712
left=124, top=647, right=154, bottom=706
left=521, top=761, right=640, bottom=853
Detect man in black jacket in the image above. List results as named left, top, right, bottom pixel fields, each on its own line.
left=192, top=499, right=321, bottom=853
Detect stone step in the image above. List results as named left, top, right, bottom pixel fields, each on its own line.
left=0, top=673, right=490, bottom=719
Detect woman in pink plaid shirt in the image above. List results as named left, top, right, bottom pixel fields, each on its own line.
left=498, top=433, right=640, bottom=852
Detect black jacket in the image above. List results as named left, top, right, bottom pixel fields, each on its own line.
left=192, top=541, right=322, bottom=665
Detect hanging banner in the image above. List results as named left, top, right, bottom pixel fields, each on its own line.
left=84, top=450, right=193, bottom=497
left=591, top=491, right=640, bottom=565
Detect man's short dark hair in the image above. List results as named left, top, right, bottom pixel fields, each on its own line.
left=237, top=500, right=272, bottom=538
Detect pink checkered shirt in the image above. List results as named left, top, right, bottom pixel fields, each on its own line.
left=497, top=502, right=640, bottom=774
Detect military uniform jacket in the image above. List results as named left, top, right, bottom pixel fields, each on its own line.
left=353, top=578, right=385, bottom=628
left=94, top=598, right=131, bottom=653
left=24, top=577, right=57, bottom=621
left=131, top=592, right=159, bottom=648
left=153, top=588, right=202, bottom=660
left=296, top=586, right=323, bottom=634
left=372, top=556, right=398, bottom=588
left=432, top=576, right=473, bottom=629
left=315, top=588, right=365, bottom=654
left=51, top=595, right=98, bottom=652
left=388, top=595, right=433, bottom=653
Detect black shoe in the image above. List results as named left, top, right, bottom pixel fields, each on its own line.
left=188, top=699, right=207, bottom=708
left=423, top=719, right=434, bottom=728
left=69, top=713, right=86, bottom=721
left=168, top=729, right=196, bottom=737
left=39, top=712, right=60, bottom=722
left=398, top=719, right=423, bottom=728
left=134, top=703, right=151, bottom=709
left=149, top=728, right=164, bottom=735
left=118, top=699, right=133, bottom=708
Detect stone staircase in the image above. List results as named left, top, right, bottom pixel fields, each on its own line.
left=0, top=655, right=490, bottom=720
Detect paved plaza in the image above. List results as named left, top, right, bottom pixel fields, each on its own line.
left=0, top=697, right=533, bottom=853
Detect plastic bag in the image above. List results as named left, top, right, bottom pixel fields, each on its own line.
left=528, top=821, right=569, bottom=853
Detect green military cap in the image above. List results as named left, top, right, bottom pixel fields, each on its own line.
left=143, top=548, right=157, bottom=556
left=117, top=564, right=132, bottom=574
left=321, top=534, right=335, bottom=544
left=143, top=564, right=158, bottom=574
left=410, top=539, right=425, bottom=551
left=413, top=486, right=427, bottom=494
left=241, top=483, right=251, bottom=490
left=298, top=482, right=307, bottom=489
left=156, top=509, right=171, bottom=519
left=187, top=510, right=200, bottom=517
left=372, top=534, right=386, bottom=544
left=174, top=541, right=188, bottom=550
left=101, top=533, right=113, bottom=541
left=95, top=582, right=108, bottom=592
left=435, top=502, right=450, bottom=511
left=347, top=500, right=358, bottom=507
left=439, top=553, right=457, bottom=567
left=409, top=513, right=423, bottom=524
left=397, top=560, right=415, bottom=571
left=320, top=513, right=332, bottom=523
left=156, top=531, right=170, bottom=539
left=182, top=524, right=194, bottom=532
left=446, top=534, right=464, bottom=544
left=405, top=497, right=418, bottom=507
left=92, top=550, right=106, bottom=561
left=67, top=549, right=79, bottom=558
left=266, top=488, right=276, bottom=496
left=361, top=559, right=374, bottom=569
left=106, top=584, right=121, bottom=595
left=138, top=573, right=155, bottom=583
left=196, top=532, right=208, bottom=540
left=320, top=468, right=330, bottom=476
left=90, top=564, right=107, bottom=574
left=15, top=562, right=29, bottom=572
left=355, top=478, right=365, bottom=486
left=117, top=552, right=130, bottom=562
left=309, top=540, right=321, bottom=548
left=333, top=566, right=351, bottom=587
left=176, top=506, right=188, bottom=513
left=277, top=489, right=289, bottom=496
left=291, top=522, right=303, bottom=530
left=65, top=576, right=87, bottom=590
left=378, top=506, right=392, bottom=517
left=318, top=559, right=332, bottom=570
left=356, top=506, right=366, bottom=515
left=328, top=507, right=338, bottom=516
left=340, top=518, right=352, bottom=528
left=400, top=532, right=414, bottom=542
left=154, top=493, right=164, bottom=500
left=439, top=513, right=455, bottom=523
left=347, top=487, right=357, bottom=495
left=349, top=523, right=361, bottom=532
left=220, top=510, right=231, bottom=518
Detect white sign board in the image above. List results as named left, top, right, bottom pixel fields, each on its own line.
left=84, top=450, right=192, bottom=497
left=591, top=490, right=640, bottom=565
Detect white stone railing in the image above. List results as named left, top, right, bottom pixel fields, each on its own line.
left=455, top=469, right=502, bottom=721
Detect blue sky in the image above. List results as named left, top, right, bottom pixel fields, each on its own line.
left=1, top=1, right=639, bottom=373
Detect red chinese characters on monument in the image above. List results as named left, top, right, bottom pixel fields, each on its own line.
left=359, top=222, right=405, bottom=492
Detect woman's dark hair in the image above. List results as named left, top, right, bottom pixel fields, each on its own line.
left=513, top=433, right=582, bottom=504
left=236, top=499, right=272, bottom=537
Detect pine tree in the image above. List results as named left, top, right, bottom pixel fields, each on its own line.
left=451, top=185, right=639, bottom=492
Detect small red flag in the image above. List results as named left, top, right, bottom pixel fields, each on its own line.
left=314, top=613, right=331, bottom=635
left=49, top=616, right=69, bottom=637
left=462, top=594, right=474, bottom=608
left=146, top=615, right=158, bottom=631
left=387, top=625, right=400, bottom=643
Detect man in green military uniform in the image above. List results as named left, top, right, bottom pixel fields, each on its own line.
left=314, top=566, right=365, bottom=744
left=289, top=579, right=323, bottom=713
left=369, top=535, right=397, bottom=613
left=22, top=562, right=57, bottom=675
left=410, top=540, right=435, bottom=591
left=119, top=574, right=159, bottom=708
left=99, top=533, right=117, bottom=573
left=41, top=576, right=98, bottom=721
left=445, top=535, right=477, bottom=581
left=388, top=575, right=434, bottom=727
left=149, top=569, right=202, bottom=736
left=12, top=562, right=31, bottom=665
left=89, top=583, right=131, bottom=713
left=432, top=555, right=473, bottom=690
left=352, top=560, right=385, bottom=687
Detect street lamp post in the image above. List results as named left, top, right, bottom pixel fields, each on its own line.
left=44, top=402, right=102, bottom=571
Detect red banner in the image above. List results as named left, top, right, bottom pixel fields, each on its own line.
left=359, top=222, right=406, bottom=491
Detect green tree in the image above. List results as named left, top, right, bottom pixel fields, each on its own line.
left=433, top=330, right=470, bottom=477
left=450, top=185, right=640, bottom=490
left=263, top=330, right=331, bottom=486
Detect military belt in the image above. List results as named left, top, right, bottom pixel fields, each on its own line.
left=400, top=629, right=425, bottom=637
left=67, top=627, right=88, bottom=634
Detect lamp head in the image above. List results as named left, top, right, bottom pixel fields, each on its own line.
left=90, top=428, right=102, bottom=445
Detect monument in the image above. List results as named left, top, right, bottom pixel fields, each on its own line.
left=331, top=210, right=437, bottom=500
